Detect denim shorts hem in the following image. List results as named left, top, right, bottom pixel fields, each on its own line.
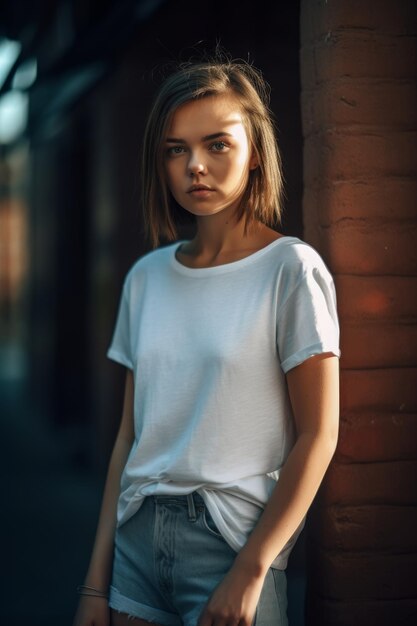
left=109, top=586, right=182, bottom=626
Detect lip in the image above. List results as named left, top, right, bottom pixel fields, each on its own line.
left=188, top=189, right=214, bottom=198
left=187, top=184, right=214, bottom=193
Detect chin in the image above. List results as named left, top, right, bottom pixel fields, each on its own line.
left=181, top=203, right=230, bottom=218
left=188, top=209, right=226, bottom=218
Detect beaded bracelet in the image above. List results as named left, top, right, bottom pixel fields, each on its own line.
left=77, top=584, right=108, bottom=599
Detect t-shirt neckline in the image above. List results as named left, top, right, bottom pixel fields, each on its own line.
left=170, top=235, right=295, bottom=276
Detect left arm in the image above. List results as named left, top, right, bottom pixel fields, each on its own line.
left=198, top=353, right=339, bottom=626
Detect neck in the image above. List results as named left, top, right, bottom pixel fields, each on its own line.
left=193, top=207, right=259, bottom=256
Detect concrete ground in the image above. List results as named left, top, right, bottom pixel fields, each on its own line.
left=0, top=344, right=305, bottom=625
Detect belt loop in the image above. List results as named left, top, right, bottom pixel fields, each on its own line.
left=187, top=493, right=197, bottom=521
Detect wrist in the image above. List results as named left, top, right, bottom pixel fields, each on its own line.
left=83, top=568, right=110, bottom=592
left=82, top=571, right=110, bottom=593
left=232, top=552, right=269, bottom=580
left=77, top=584, right=109, bottom=599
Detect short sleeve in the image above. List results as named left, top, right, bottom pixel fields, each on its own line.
left=106, top=279, right=134, bottom=370
left=277, top=261, right=341, bottom=373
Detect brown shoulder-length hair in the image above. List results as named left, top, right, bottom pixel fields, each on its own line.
left=141, top=57, right=284, bottom=248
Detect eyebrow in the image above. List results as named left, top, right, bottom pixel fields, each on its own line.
left=165, top=132, right=234, bottom=144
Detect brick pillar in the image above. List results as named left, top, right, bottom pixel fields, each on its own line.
left=300, top=1, right=417, bottom=624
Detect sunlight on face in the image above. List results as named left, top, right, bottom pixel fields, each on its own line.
left=164, top=93, right=257, bottom=218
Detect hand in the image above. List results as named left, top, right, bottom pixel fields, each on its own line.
left=197, top=564, right=266, bottom=626
left=72, top=595, right=110, bottom=626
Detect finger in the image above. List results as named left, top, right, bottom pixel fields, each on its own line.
left=238, top=616, right=254, bottom=626
left=199, top=610, right=230, bottom=626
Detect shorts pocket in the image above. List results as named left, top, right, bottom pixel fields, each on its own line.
left=201, top=506, right=223, bottom=539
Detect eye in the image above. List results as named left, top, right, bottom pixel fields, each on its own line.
left=210, top=141, right=229, bottom=152
left=167, top=146, right=186, bottom=157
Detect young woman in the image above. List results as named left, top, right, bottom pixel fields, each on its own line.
left=73, top=57, right=340, bottom=626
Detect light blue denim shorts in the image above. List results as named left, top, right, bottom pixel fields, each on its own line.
left=109, top=492, right=288, bottom=626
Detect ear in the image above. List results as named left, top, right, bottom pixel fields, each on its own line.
left=249, top=148, right=259, bottom=170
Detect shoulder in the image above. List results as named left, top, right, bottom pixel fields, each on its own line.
left=122, top=242, right=178, bottom=292
left=270, top=237, right=336, bottom=304
left=271, top=237, right=330, bottom=275
left=127, top=242, right=177, bottom=277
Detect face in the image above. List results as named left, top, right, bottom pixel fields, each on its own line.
left=163, top=93, right=258, bottom=218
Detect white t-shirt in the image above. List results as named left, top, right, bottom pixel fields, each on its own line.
left=107, top=236, right=340, bottom=569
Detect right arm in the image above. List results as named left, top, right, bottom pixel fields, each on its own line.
left=73, top=368, right=135, bottom=626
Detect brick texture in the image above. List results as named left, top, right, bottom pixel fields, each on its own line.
left=306, top=180, right=417, bottom=225
left=322, top=221, right=417, bottom=275
left=323, top=460, right=417, bottom=506
left=309, top=550, right=416, bottom=600
left=340, top=322, right=417, bottom=369
left=300, top=34, right=417, bottom=87
left=300, top=1, right=417, bottom=623
left=334, top=276, right=417, bottom=321
left=301, top=0, right=417, bottom=41
left=309, top=504, right=417, bottom=551
left=340, top=368, right=417, bottom=412
left=306, top=598, right=417, bottom=626
left=302, top=82, right=417, bottom=136
left=336, top=412, right=417, bottom=462
left=303, top=132, right=417, bottom=187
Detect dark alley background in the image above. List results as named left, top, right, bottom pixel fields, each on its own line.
left=0, top=1, right=306, bottom=624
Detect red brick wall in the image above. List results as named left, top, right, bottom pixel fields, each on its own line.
left=300, top=1, right=417, bottom=624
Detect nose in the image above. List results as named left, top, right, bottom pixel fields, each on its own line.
left=187, top=151, right=207, bottom=177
